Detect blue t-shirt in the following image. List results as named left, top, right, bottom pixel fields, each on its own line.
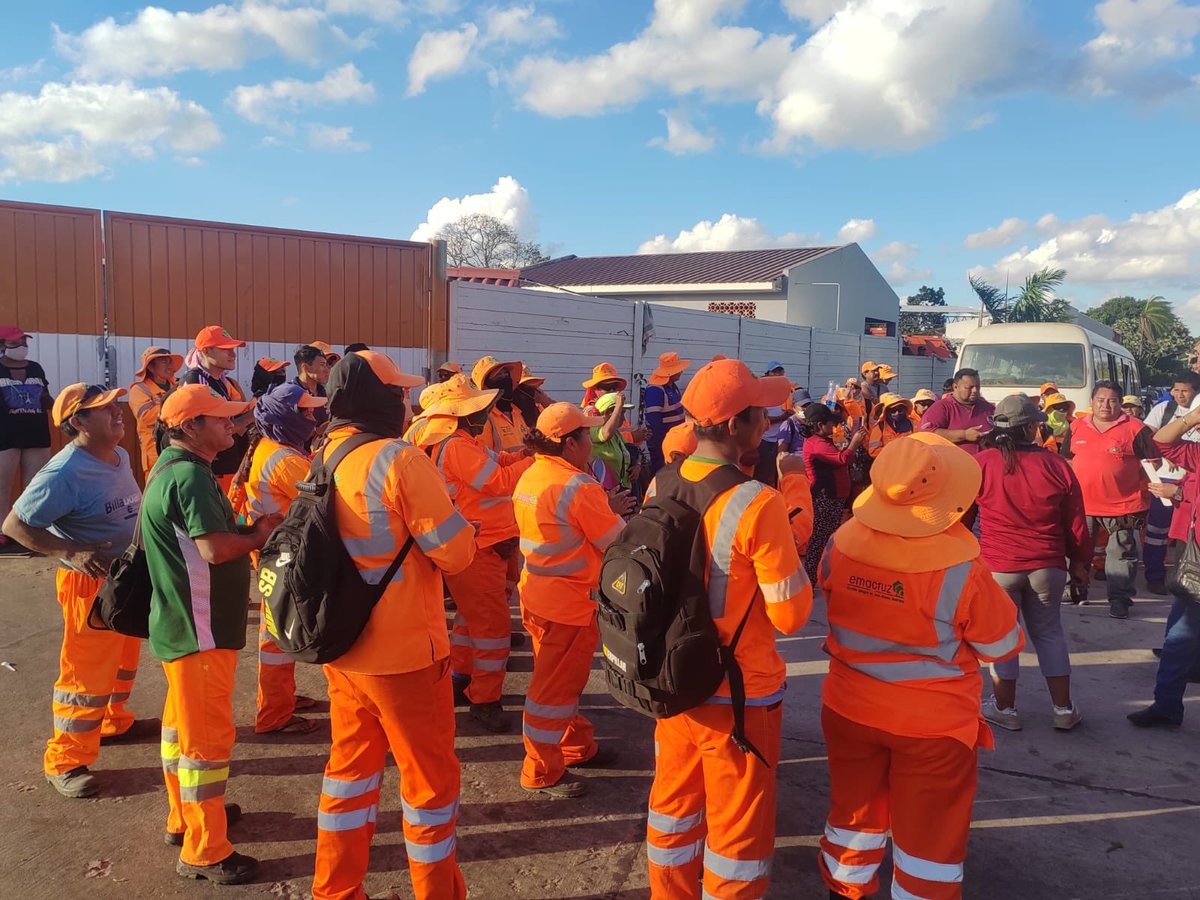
left=13, top=443, right=141, bottom=566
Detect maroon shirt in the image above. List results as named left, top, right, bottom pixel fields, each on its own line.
left=804, top=434, right=853, bottom=499
left=918, top=395, right=995, bottom=455
left=976, top=445, right=1090, bottom=572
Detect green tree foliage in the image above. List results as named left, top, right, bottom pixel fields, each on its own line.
left=900, top=285, right=947, bottom=336
left=969, top=267, right=1074, bottom=323
left=1085, top=295, right=1195, bottom=384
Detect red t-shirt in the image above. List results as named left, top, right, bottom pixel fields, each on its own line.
left=1061, top=414, right=1156, bottom=516
left=976, top=446, right=1090, bottom=572
left=918, top=396, right=995, bottom=455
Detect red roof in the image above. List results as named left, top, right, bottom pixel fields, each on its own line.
left=903, top=335, right=954, bottom=359
left=447, top=266, right=521, bottom=286
left=521, top=247, right=840, bottom=287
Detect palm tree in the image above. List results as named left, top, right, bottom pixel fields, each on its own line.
left=1009, top=267, right=1070, bottom=323
left=1133, top=295, right=1171, bottom=342
left=969, top=274, right=1009, bottom=323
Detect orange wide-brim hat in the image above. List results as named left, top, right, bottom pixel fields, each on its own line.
left=582, top=362, right=628, bottom=391
left=135, top=346, right=185, bottom=379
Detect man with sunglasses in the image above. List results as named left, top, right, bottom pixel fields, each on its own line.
left=2, top=383, right=144, bottom=799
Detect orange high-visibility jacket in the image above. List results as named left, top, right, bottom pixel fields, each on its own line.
left=128, top=377, right=171, bottom=474
left=433, top=430, right=533, bottom=548
left=481, top=406, right=530, bottom=454
left=866, top=421, right=913, bottom=458
left=663, top=459, right=814, bottom=702
left=819, top=518, right=1024, bottom=748
left=779, top=471, right=814, bottom=552
left=325, top=427, right=476, bottom=675
left=513, top=455, right=625, bottom=627
left=243, top=437, right=309, bottom=522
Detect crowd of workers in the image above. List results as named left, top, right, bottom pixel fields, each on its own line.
left=2, top=319, right=1199, bottom=899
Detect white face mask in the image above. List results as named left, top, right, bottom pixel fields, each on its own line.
left=5, top=345, right=29, bottom=361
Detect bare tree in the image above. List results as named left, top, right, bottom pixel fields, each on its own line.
left=437, top=214, right=549, bottom=268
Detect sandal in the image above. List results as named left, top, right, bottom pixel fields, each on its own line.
left=265, top=715, right=317, bottom=735
left=293, top=695, right=319, bottom=711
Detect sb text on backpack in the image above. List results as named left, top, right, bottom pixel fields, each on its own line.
left=595, top=461, right=767, bottom=764
left=256, top=432, right=413, bottom=664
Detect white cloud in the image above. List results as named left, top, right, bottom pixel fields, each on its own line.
left=54, top=2, right=347, bottom=79
left=969, top=188, right=1200, bottom=293
left=1081, top=0, right=1200, bottom=96
left=782, top=0, right=852, bottom=27
left=872, top=240, right=930, bottom=283
left=0, top=81, right=220, bottom=183
left=511, top=0, right=794, bottom=116
left=407, top=24, right=479, bottom=96
left=648, top=109, right=716, bottom=155
left=324, top=0, right=406, bottom=22
left=964, top=216, right=1028, bottom=249
left=308, top=123, right=368, bottom=151
left=410, top=175, right=535, bottom=241
left=837, top=218, right=877, bottom=242
left=229, top=63, right=374, bottom=127
left=483, top=5, right=562, bottom=46
left=636, top=213, right=819, bottom=254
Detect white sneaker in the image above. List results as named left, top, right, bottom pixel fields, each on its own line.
left=1052, top=705, right=1083, bottom=730
left=982, top=697, right=1022, bottom=731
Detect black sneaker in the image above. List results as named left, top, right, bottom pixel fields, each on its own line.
left=165, top=803, right=242, bottom=846
left=521, top=776, right=588, bottom=799
left=451, top=677, right=471, bottom=707
left=1147, top=580, right=1169, bottom=596
left=1127, top=707, right=1182, bottom=729
left=45, top=766, right=99, bottom=798
left=101, top=718, right=161, bottom=745
left=176, top=850, right=258, bottom=884
left=1109, top=604, right=1130, bottom=620
left=469, top=701, right=511, bottom=733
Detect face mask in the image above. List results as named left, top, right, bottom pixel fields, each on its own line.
left=5, top=345, right=28, bottom=361
left=463, top=411, right=490, bottom=437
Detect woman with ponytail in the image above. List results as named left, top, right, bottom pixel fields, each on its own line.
left=976, top=394, right=1090, bottom=732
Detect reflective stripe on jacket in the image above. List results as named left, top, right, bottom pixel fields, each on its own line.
left=128, top=378, right=170, bottom=474
left=820, top=524, right=1023, bottom=748
left=243, top=437, right=309, bottom=522
left=433, top=430, right=533, bottom=548
left=513, top=454, right=624, bottom=626
left=325, top=426, right=476, bottom=675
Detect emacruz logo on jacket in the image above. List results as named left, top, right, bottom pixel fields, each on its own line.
left=847, top=575, right=906, bottom=603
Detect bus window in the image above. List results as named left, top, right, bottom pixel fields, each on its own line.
left=1093, top=347, right=1114, bottom=384
left=959, top=343, right=1087, bottom=388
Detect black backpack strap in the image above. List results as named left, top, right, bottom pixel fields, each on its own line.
left=317, top=432, right=417, bottom=597
left=725, top=598, right=768, bottom=767
left=132, top=456, right=195, bottom=549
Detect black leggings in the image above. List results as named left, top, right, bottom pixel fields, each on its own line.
left=805, top=497, right=846, bottom=585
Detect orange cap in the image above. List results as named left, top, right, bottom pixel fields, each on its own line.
left=194, top=325, right=246, bottom=350
left=681, top=359, right=792, bottom=427
left=520, top=365, right=545, bottom=388
left=295, top=391, right=327, bottom=409
left=536, top=402, right=604, bottom=442
left=860, top=360, right=877, bottom=374
left=256, top=356, right=290, bottom=372
left=52, top=383, right=127, bottom=427
left=852, top=432, right=981, bottom=538
left=161, top=384, right=253, bottom=428
left=135, top=346, right=184, bottom=379
left=356, top=350, right=424, bottom=389
left=437, top=361, right=463, bottom=375
left=662, top=422, right=698, bottom=461
left=1040, top=381, right=1058, bottom=394
left=309, top=341, right=342, bottom=364
left=582, top=362, right=628, bottom=390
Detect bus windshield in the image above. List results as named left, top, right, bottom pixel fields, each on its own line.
left=960, top=342, right=1088, bottom=388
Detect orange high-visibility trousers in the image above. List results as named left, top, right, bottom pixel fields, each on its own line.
left=314, top=658, right=465, bottom=900
left=255, top=616, right=297, bottom=733
left=647, top=701, right=782, bottom=899
left=160, top=649, right=239, bottom=867
left=444, top=547, right=511, bottom=704
left=520, top=610, right=598, bottom=789
left=819, top=706, right=977, bottom=900
left=44, top=568, right=141, bottom=776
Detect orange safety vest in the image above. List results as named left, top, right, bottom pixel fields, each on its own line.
left=663, top=458, right=814, bottom=702
left=128, top=377, right=171, bottom=475
left=779, top=471, right=814, bottom=553
left=324, top=426, right=476, bottom=675
left=481, top=406, right=530, bottom=454
left=243, top=437, right=309, bottom=522
left=819, top=518, right=1024, bottom=748
left=512, top=455, right=625, bottom=627
left=866, top=421, right=913, bottom=458
left=432, top=429, right=533, bottom=548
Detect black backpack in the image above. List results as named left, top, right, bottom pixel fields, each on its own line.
left=257, top=432, right=414, bottom=664
left=595, top=461, right=767, bottom=764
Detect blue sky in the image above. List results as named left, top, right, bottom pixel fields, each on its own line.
left=2, top=1, right=1199, bottom=325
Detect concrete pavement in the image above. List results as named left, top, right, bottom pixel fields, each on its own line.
left=0, top=553, right=1197, bottom=899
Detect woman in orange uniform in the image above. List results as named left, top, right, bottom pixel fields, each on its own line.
left=240, top=382, right=326, bottom=734
left=512, top=403, right=633, bottom=798
left=866, top=392, right=915, bottom=458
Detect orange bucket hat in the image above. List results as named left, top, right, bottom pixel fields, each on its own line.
left=1042, top=392, right=1076, bottom=416
left=582, top=362, right=628, bottom=391
left=471, top=355, right=523, bottom=391
left=852, top=432, right=981, bottom=538
left=520, top=365, right=546, bottom=388
left=135, top=346, right=184, bottom=380
left=423, top=374, right=499, bottom=418
left=911, top=388, right=937, bottom=405
left=877, top=392, right=913, bottom=415
left=649, top=351, right=691, bottom=385
left=682, top=359, right=791, bottom=427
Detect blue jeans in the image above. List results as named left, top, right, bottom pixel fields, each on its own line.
left=1143, top=498, right=1173, bottom=583
left=1152, top=597, right=1200, bottom=721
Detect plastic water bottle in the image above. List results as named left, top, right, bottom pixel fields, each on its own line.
left=822, top=380, right=838, bottom=410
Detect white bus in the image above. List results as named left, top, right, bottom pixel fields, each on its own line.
left=956, top=323, right=1141, bottom=410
